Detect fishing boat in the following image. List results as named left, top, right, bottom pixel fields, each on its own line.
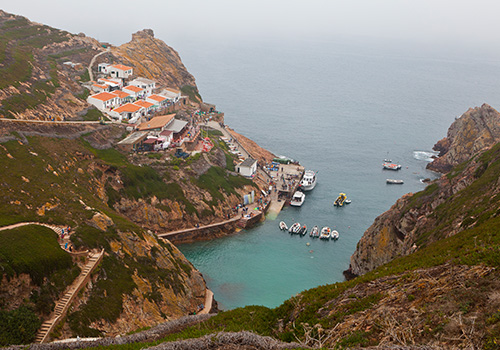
left=299, top=170, right=317, bottom=191
left=310, top=225, right=319, bottom=238
left=298, top=225, right=307, bottom=236
left=288, top=222, right=300, bottom=234
left=383, top=162, right=402, bottom=170
left=386, top=179, right=404, bottom=184
left=331, top=230, right=339, bottom=240
left=290, top=191, right=306, bottom=207
left=279, top=221, right=288, bottom=230
left=320, top=227, right=331, bottom=240
left=334, top=193, right=347, bottom=207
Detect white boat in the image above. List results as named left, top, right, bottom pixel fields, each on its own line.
left=383, top=162, right=402, bottom=170
left=299, top=170, right=317, bottom=191
left=320, top=227, right=331, bottom=240
left=345, top=199, right=352, bottom=204
left=310, top=225, right=319, bottom=237
left=289, top=222, right=300, bottom=234
left=290, top=191, right=306, bottom=207
left=386, top=179, right=404, bottom=184
left=331, top=230, right=339, bottom=240
left=279, top=221, right=288, bottom=230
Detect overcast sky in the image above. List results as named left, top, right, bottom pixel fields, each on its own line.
left=2, top=1, right=500, bottom=55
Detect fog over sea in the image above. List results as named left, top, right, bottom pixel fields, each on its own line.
left=176, top=37, right=500, bottom=310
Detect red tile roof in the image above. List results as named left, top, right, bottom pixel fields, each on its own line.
left=111, top=64, right=133, bottom=71
left=112, top=90, right=130, bottom=99
left=134, top=100, right=154, bottom=108
left=148, top=94, right=167, bottom=102
left=89, top=92, right=117, bottom=101
left=124, top=85, right=143, bottom=93
left=114, top=103, right=143, bottom=113
left=137, top=114, right=175, bottom=131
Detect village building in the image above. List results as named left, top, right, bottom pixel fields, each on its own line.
left=146, top=94, right=169, bottom=107
left=98, top=77, right=123, bottom=91
left=136, top=114, right=175, bottom=133
left=134, top=100, right=154, bottom=114
left=162, top=88, right=181, bottom=102
left=123, top=85, right=145, bottom=99
left=87, top=91, right=119, bottom=110
left=98, top=63, right=110, bottom=74
left=108, top=64, right=133, bottom=79
left=116, top=131, right=149, bottom=152
left=112, top=90, right=133, bottom=104
left=158, top=130, right=173, bottom=147
left=112, top=103, right=144, bottom=122
left=91, top=83, right=109, bottom=93
left=129, top=77, right=156, bottom=96
left=236, top=158, right=258, bottom=177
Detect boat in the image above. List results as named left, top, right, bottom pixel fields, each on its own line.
left=345, top=199, right=352, bottom=204
left=331, top=230, right=339, bottom=240
left=310, top=225, right=319, bottom=238
left=299, top=170, right=317, bottom=191
left=289, top=222, right=300, bottom=234
left=386, top=179, right=404, bottom=184
left=290, top=191, right=306, bottom=207
left=334, top=193, right=347, bottom=207
left=279, top=221, right=288, bottom=230
left=297, top=225, right=307, bottom=236
left=320, top=227, right=331, bottom=240
left=383, top=162, right=402, bottom=170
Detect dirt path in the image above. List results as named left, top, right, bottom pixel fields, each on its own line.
left=88, top=47, right=110, bottom=82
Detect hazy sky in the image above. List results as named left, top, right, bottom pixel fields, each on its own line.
left=2, top=1, right=500, bottom=54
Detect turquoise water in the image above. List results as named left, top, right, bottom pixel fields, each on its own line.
left=177, top=38, right=500, bottom=310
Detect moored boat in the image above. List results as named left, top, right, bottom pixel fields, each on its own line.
left=299, top=170, right=317, bottom=191
left=279, top=221, right=288, bottom=230
left=298, top=225, right=307, bottom=236
left=331, top=230, right=339, bottom=240
left=386, top=179, right=404, bottom=184
left=383, top=162, right=402, bottom=170
left=290, top=191, right=306, bottom=207
left=289, top=222, right=300, bottom=234
left=334, top=193, right=347, bottom=207
left=320, top=227, right=331, bottom=240
left=310, top=225, right=319, bottom=237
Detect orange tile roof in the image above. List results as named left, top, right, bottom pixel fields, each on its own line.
left=93, top=84, right=108, bottom=89
left=137, top=114, right=175, bottom=131
left=112, top=90, right=130, bottom=99
left=111, top=64, right=133, bottom=71
left=99, top=78, right=121, bottom=85
left=134, top=100, right=154, bottom=108
left=124, top=85, right=143, bottom=93
left=148, top=94, right=167, bottom=102
left=89, top=92, right=117, bottom=101
left=114, top=103, right=143, bottom=113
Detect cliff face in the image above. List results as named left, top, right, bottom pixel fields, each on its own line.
left=111, top=29, right=197, bottom=90
left=427, top=104, right=500, bottom=173
left=347, top=104, right=500, bottom=277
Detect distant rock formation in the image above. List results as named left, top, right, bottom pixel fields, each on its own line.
left=427, top=104, right=500, bottom=173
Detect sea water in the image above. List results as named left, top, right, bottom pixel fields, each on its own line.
left=176, top=37, right=500, bottom=310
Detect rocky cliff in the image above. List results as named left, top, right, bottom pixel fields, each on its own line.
left=347, top=104, right=500, bottom=277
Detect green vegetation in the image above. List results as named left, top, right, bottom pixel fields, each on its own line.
left=81, top=107, right=103, bottom=121
left=0, top=305, right=41, bottom=346
left=0, top=225, right=73, bottom=285
left=180, top=85, right=202, bottom=103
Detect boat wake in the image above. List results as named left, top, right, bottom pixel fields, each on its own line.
left=413, top=150, right=439, bottom=162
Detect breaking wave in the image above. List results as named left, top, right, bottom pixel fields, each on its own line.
left=413, top=150, right=439, bottom=162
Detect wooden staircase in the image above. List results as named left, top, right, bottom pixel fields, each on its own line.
left=34, top=249, right=104, bottom=343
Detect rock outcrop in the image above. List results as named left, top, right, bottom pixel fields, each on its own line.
left=427, top=104, right=500, bottom=173
left=347, top=104, right=500, bottom=277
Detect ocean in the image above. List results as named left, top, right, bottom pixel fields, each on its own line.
left=175, top=37, right=500, bottom=310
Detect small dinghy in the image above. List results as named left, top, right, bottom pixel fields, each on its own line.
left=279, top=221, right=288, bottom=230
left=289, top=222, right=300, bottom=234
left=331, top=230, right=339, bottom=240
left=320, top=227, right=331, bottom=240
left=310, top=225, right=319, bottom=237
left=386, top=179, right=404, bottom=184
left=298, top=225, right=307, bottom=236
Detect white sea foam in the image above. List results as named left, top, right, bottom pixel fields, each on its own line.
left=413, top=151, right=439, bottom=162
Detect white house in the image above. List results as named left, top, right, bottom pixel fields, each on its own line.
left=133, top=100, right=154, bottom=114
left=112, top=103, right=144, bottom=121
left=162, top=88, right=181, bottom=102
left=129, top=77, right=156, bottom=96
left=111, top=90, right=133, bottom=105
left=91, top=83, right=109, bottom=93
left=98, top=77, right=123, bottom=90
left=236, top=158, right=257, bottom=177
left=123, top=85, right=145, bottom=98
left=108, top=64, right=133, bottom=79
left=87, top=92, right=119, bottom=110
left=146, top=94, right=169, bottom=107
left=98, top=63, right=110, bottom=73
